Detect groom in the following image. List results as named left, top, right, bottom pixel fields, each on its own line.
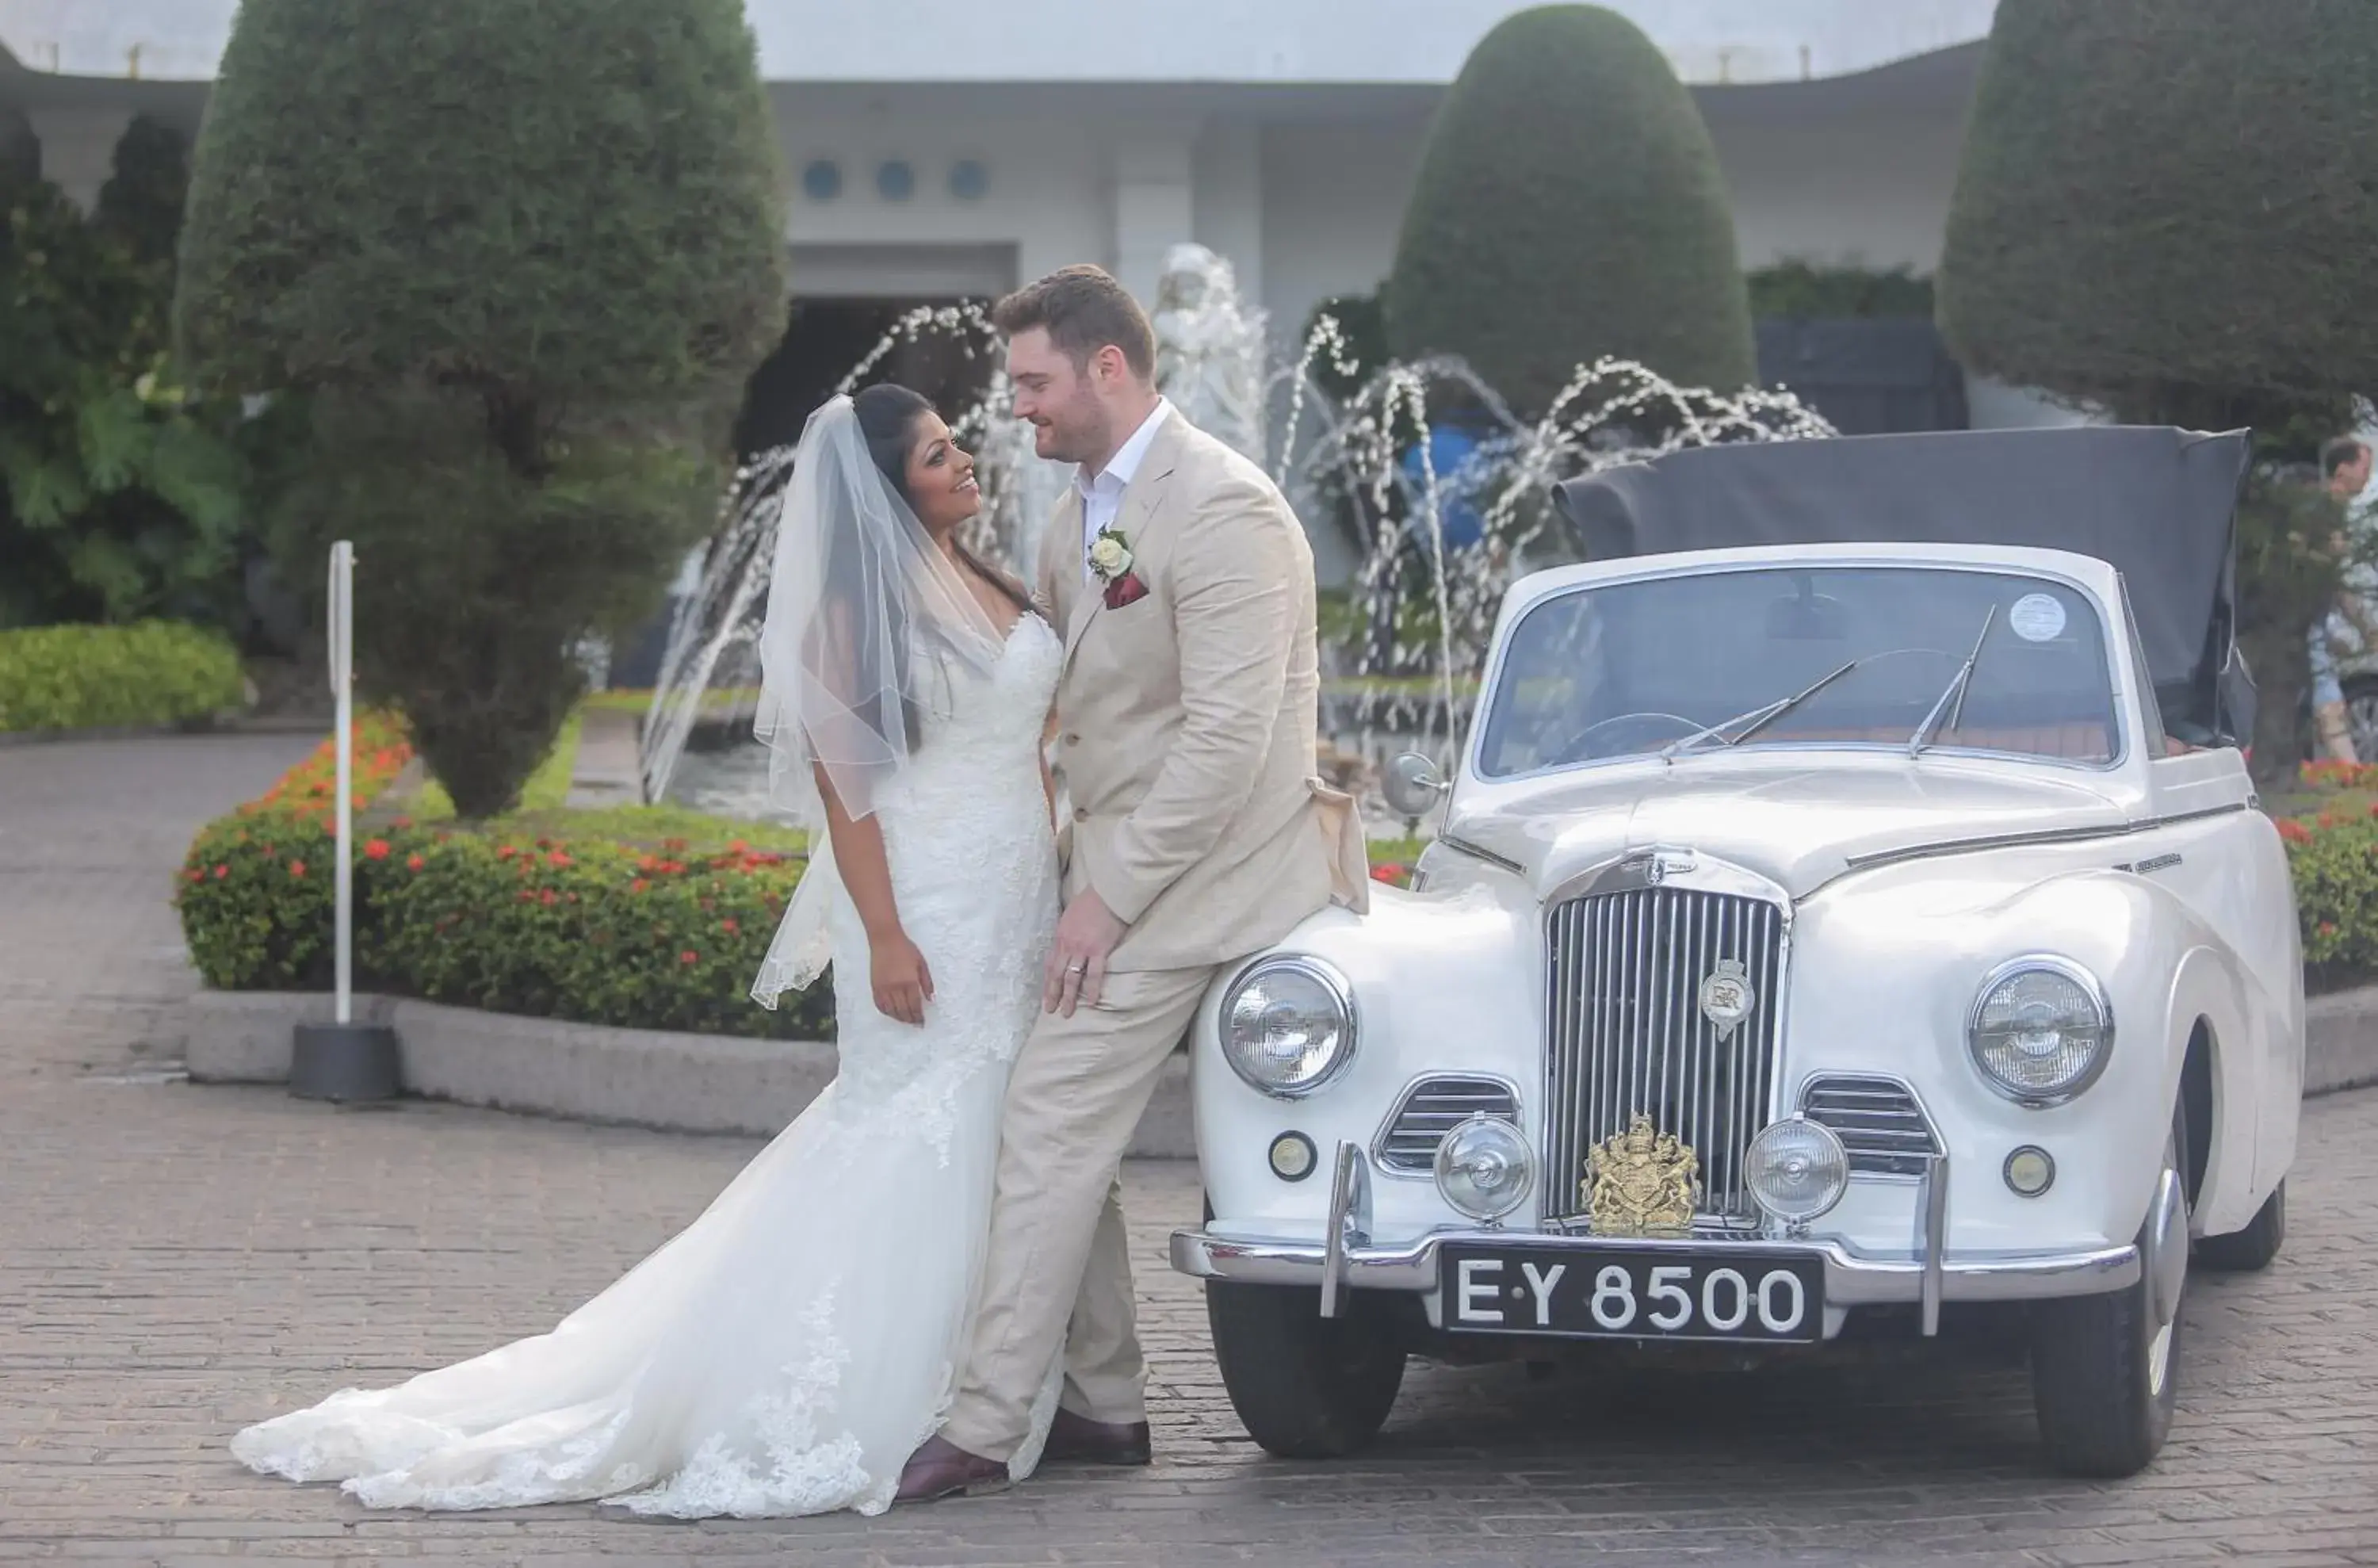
left=898, top=265, right=1367, bottom=1500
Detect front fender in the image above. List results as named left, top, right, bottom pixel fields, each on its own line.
left=1790, top=862, right=2238, bottom=1253
left=1193, top=875, right=1538, bottom=1236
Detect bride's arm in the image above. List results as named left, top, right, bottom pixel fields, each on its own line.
left=812, top=762, right=934, bottom=1026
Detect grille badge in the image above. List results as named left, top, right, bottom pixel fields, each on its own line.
left=1699, top=958, right=1756, bottom=1039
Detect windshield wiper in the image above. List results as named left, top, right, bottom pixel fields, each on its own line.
left=1661, top=657, right=1867, bottom=763
left=1907, top=606, right=1998, bottom=758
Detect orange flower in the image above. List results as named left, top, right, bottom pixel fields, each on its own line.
left=213, top=864, right=230, bottom=880
left=1371, top=862, right=1406, bottom=883
left=721, top=917, right=740, bottom=935
left=289, top=859, right=307, bottom=878
left=680, top=950, right=699, bottom=966
left=2319, top=920, right=2340, bottom=937
left=631, top=878, right=650, bottom=893
left=185, top=868, right=204, bottom=884
left=548, top=851, right=572, bottom=868
left=364, top=839, right=391, bottom=861
left=406, top=853, right=426, bottom=872
left=728, top=839, right=749, bottom=854
left=541, top=889, right=558, bottom=906
left=496, top=845, right=517, bottom=861
left=2278, top=820, right=2314, bottom=845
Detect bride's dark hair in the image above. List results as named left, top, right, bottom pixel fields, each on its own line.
left=842, top=384, right=1030, bottom=752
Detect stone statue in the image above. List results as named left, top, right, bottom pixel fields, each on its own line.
left=1152, top=243, right=1268, bottom=465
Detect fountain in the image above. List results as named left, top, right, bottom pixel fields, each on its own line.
left=640, top=254, right=1834, bottom=824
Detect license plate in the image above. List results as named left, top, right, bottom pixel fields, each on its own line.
left=1439, top=1244, right=1824, bottom=1343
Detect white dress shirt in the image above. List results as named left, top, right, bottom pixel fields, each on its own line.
left=1076, top=400, right=1173, bottom=582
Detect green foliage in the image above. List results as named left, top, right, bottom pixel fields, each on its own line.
left=177, top=0, right=788, bottom=425
left=176, top=0, right=789, bottom=818
left=268, top=388, right=721, bottom=817
left=176, top=812, right=832, bottom=1039
left=1746, top=262, right=1934, bottom=319
left=2235, top=471, right=2347, bottom=785
left=0, top=122, right=260, bottom=631
left=1383, top=5, right=1754, bottom=415
left=0, top=620, right=244, bottom=732
left=1938, top=0, right=2378, bottom=411
left=411, top=709, right=584, bottom=820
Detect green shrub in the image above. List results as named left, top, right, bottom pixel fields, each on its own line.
left=1382, top=4, right=1754, bottom=415
left=1746, top=262, right=1934, bottom=320
left=176, top=812, right=830, bottom=1038
left=177, top=0, right=789, bottom=818
left=0, top=621, right=243, bottom=732
left=1938, top=0, right=2378, bottom=411
left=1, top=121, right=259, bottom=633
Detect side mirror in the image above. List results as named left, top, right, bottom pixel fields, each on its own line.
left=1380, top=751, right=1449, bottom=819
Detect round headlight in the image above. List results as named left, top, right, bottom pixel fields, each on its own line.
left=1745, top=1115, right=1849, bottom=1226
left=1219, top=958, right=1355, bottom=1098
left=1968, top=958, right=2113, bottom=1105
left=1434, top=1114, right=1535, bottom=1222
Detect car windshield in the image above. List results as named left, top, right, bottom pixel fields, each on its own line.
left=1476, top=565, right=2121, bottom=778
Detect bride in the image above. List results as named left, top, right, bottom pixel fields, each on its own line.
left=231, top=386, right=1067, bottom=1516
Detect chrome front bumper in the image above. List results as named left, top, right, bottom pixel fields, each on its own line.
left=1168, top=1226, right=2140, bottom=1310
left=1172, top=1142, right=2138, bottom=1336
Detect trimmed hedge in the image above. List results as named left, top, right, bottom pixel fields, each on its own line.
left=0, top=621, right=244, bottom=733
left=175, top=726, right=832, bottom=1039
left=1383, top=4, right=1754, bottom=413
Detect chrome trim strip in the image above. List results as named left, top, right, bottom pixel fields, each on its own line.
left=1837, top=802, right=2248, bottom=878
left=1170, top=1224, right=2140, bottom=1310
left=1436, top=833, right=1525, bottom=876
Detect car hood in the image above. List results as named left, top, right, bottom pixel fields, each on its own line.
left=1446, top=759, right=2132, bottom=902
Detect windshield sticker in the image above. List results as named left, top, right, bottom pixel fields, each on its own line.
left=2009, top=593, right=2068, bottom=643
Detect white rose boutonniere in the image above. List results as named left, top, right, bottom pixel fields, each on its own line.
left=1088, top=527, right=1134, bottom=583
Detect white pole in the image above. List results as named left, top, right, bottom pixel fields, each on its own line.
left=328, top=541, right=355, bottom=1027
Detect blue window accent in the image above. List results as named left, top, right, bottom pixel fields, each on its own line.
left=876, top=159, right=916, bottom=201
left=801, top=159, right=842, bottom=201
left=949, top=159, right=989, bottom=201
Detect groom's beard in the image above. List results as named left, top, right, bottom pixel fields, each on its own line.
left=1035, top=400, right=1111, bottom=468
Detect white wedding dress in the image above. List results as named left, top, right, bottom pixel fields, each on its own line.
left=232, top=614, right=1066, bottom=1517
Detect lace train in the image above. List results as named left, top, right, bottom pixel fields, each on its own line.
left=232, top=617, right=1067, bottom=1516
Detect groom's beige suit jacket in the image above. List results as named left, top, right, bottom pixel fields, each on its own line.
left=1034, top=407, right=1371, bottom=970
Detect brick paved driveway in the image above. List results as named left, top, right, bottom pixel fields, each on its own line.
left=2, top=735, right=2375, bottom=1566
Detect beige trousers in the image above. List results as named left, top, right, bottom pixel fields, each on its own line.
left=939, top=964, right=1216, bottom=1459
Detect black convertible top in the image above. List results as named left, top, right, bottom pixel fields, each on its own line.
left=1549, top=426, right=2255, bottom=743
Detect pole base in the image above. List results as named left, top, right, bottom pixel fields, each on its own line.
left=290, top=1022, right=402, bottom=1103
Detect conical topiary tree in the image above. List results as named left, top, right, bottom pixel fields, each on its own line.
left=177, top=0, right=786, bottom=816
left=1937, top=0, right=2378, bottom=420
left=1383, top=4, right=1755, bottom=415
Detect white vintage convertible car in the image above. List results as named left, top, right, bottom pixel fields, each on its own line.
left=1171, top=426, right=2303, bottom=1478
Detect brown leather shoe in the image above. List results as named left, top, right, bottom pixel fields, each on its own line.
left=1041, top=1406, right=1153, bottom=1467
left=894, top=1435, right=1010, bottom=1503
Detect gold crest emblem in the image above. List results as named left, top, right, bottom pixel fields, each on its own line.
left=1583, top=1112, right=1702, bottom=1235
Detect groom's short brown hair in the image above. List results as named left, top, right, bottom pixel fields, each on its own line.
left=992, top=266, right=1157, bottom=382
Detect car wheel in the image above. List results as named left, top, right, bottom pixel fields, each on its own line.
left=1206, top=1280, right=1405, bottom=1459
left=2028, top=1113, right=2188, bottom=1478
left=2195, top=1180, right=2285, bottom=1272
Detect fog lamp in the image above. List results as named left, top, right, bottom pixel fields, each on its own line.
left=1433, top=1115, right=1534, bottom=1222
left=2004, top=1145, right=2056, bottom=1197
left=1268, top=1131, right=1317, bottom=1182
left=1745, top=1115, right=1850, bottom=1226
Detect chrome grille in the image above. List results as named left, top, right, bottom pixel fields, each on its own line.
left=1374, top=1077, right=1521, bottom=1173
left=1546, top=886, right=1786, bottom=1222
left=1801, top=1076, right=1939, bottom=1176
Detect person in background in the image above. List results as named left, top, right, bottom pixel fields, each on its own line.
left=2307, top=435, right=2375, bottom=763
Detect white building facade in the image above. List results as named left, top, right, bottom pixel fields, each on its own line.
left=4, top=0, right=1998, bottom=353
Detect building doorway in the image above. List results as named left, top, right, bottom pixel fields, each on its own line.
left=733, top=296, right=1003, bottom=457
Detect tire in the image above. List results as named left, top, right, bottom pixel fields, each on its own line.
left=2195, top=1180, right=2285, bottom=1273
left=2028, top=1115, right=2187, bottom=1478
left=1206, top=1279, right=1405, bottom=1459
